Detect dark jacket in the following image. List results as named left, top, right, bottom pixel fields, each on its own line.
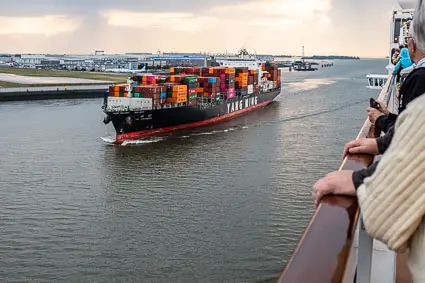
left=375, top=67, right=425, bottom=133
left=352, top=67, right=425, bottom=189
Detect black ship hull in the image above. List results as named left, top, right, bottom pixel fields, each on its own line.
left=104, top=88, right=281, bottom=144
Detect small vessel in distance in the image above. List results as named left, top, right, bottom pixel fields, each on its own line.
left=102, top=50, right=282, bottom=145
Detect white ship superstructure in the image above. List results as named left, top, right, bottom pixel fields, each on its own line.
left=212, top=49, right=265, bottom=70
left=367, top=0, right=415, bottom=89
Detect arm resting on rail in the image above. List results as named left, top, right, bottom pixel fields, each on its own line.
left=351, top=126, right=395, bottom=189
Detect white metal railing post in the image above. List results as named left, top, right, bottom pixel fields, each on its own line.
left=356, top=216, right=373, bottom=283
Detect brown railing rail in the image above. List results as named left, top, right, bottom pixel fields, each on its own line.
left=277, top=76, right=412, bottom=283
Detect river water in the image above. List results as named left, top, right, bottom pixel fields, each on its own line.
left=0, top=59, right=386, bottom=283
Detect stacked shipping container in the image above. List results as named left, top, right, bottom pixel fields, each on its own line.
left=109, top=84, right=128, bottom=97
left=170, top=67, right=202, bottom=76
left=107, top=65, right=280, bottom=107
left=235, top=67, right=249, bottom=96
left=264, top=62, right=281, bottom=89
left=166, top=85, right=188, bottom=104
left=133, top=86, right=167, bottom=105
left=183, top=76, right=198, bottom=105
left=200, top=67, right=236, bottom=99
left=197, top=77, right=219, bottom=99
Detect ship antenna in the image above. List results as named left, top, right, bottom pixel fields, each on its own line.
left=302, top=46, right=305, bottom=62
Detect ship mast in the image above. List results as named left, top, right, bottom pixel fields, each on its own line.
left=302, top=46, right=305, bottom=63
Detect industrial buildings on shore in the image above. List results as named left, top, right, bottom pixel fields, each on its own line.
left=0, top=49, right=344, bottom=74
left=0, top=50, right=276, bottom=73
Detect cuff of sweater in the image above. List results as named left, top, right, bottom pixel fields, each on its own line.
left=352, top=170, right=366, bottom=190
left=388, top=113, right=398, bottom=120
left=357, top=183, right=367, bottom=205
left=376, top=136, right=387, bottom=154
left=375, top=115, right=387, bottom=131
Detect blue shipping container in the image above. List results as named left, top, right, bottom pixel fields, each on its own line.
left=208, top=77, right=217, bottom=83
left=160, top=92, right=167, bottom=99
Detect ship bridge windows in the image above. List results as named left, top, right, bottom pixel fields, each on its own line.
left=367, top=76, right=387, bottom=88
left=394, top=18, right=401, bottom=43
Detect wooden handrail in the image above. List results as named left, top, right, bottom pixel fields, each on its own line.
left=277, top=77, right=393, bottom=283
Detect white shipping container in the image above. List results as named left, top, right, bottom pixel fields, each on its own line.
left=129, top=98, right=153, bottom=111
left=107, top=97, right=130, bottom=111
left=248, top=85, right=254, bottom=94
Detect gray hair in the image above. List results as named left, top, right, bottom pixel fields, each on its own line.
left=412, top=0, right=425, bottom=52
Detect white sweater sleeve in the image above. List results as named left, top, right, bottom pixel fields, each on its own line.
left=357, top=94, right=425, bottom=252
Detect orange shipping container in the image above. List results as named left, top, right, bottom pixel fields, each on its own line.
left=167, top=96, right=187, bottom=104
left=170, top=92, right=187, bottom=98
left=172, top=85, right=187, bottom=92
left=226, top=68, right=236, bottom=74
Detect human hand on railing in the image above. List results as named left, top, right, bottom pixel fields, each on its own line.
left=312, top=170, right=356, bottom=208
left=342, top=138, right=379, bottom=158
left=344, top=153, right=373, bottom=167
left=367, top=107, right=385, bottom=124
left=376, top=101, right=390, bottom=115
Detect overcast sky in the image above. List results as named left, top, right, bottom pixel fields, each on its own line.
left=0, top=0, right=399, bottom=57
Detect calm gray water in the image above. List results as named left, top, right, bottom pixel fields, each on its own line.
left=0, top=59, right=386, bottom=283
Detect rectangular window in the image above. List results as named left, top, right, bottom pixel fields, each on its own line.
left=394, top=19, right=401, bottom=43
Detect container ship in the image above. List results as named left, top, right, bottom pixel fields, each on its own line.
left=102, top=52, right=281, bottom=144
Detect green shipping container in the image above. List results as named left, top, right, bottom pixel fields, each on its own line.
left=119, top=92, right=125, bottom=97
left=134, top=93, right=144, bottom=98
left=188, top=94, right=197, bottom=100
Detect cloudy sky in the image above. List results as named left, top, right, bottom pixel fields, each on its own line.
left=0, top=0, right=399, bottom=57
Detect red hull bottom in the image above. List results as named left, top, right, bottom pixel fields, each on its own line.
left=114, top=100, right=273, bottom=144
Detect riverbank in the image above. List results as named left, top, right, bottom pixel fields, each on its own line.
left=0, top=67, right=128, bottom=81
left=0, top=68, right=128, bottom=89
left=0, top=86, right=108, bottom=102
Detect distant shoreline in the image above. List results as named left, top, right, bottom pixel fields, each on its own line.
left=303, top=55, right=360, bottom=60
left=274, top=55, right=361, bottom=60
